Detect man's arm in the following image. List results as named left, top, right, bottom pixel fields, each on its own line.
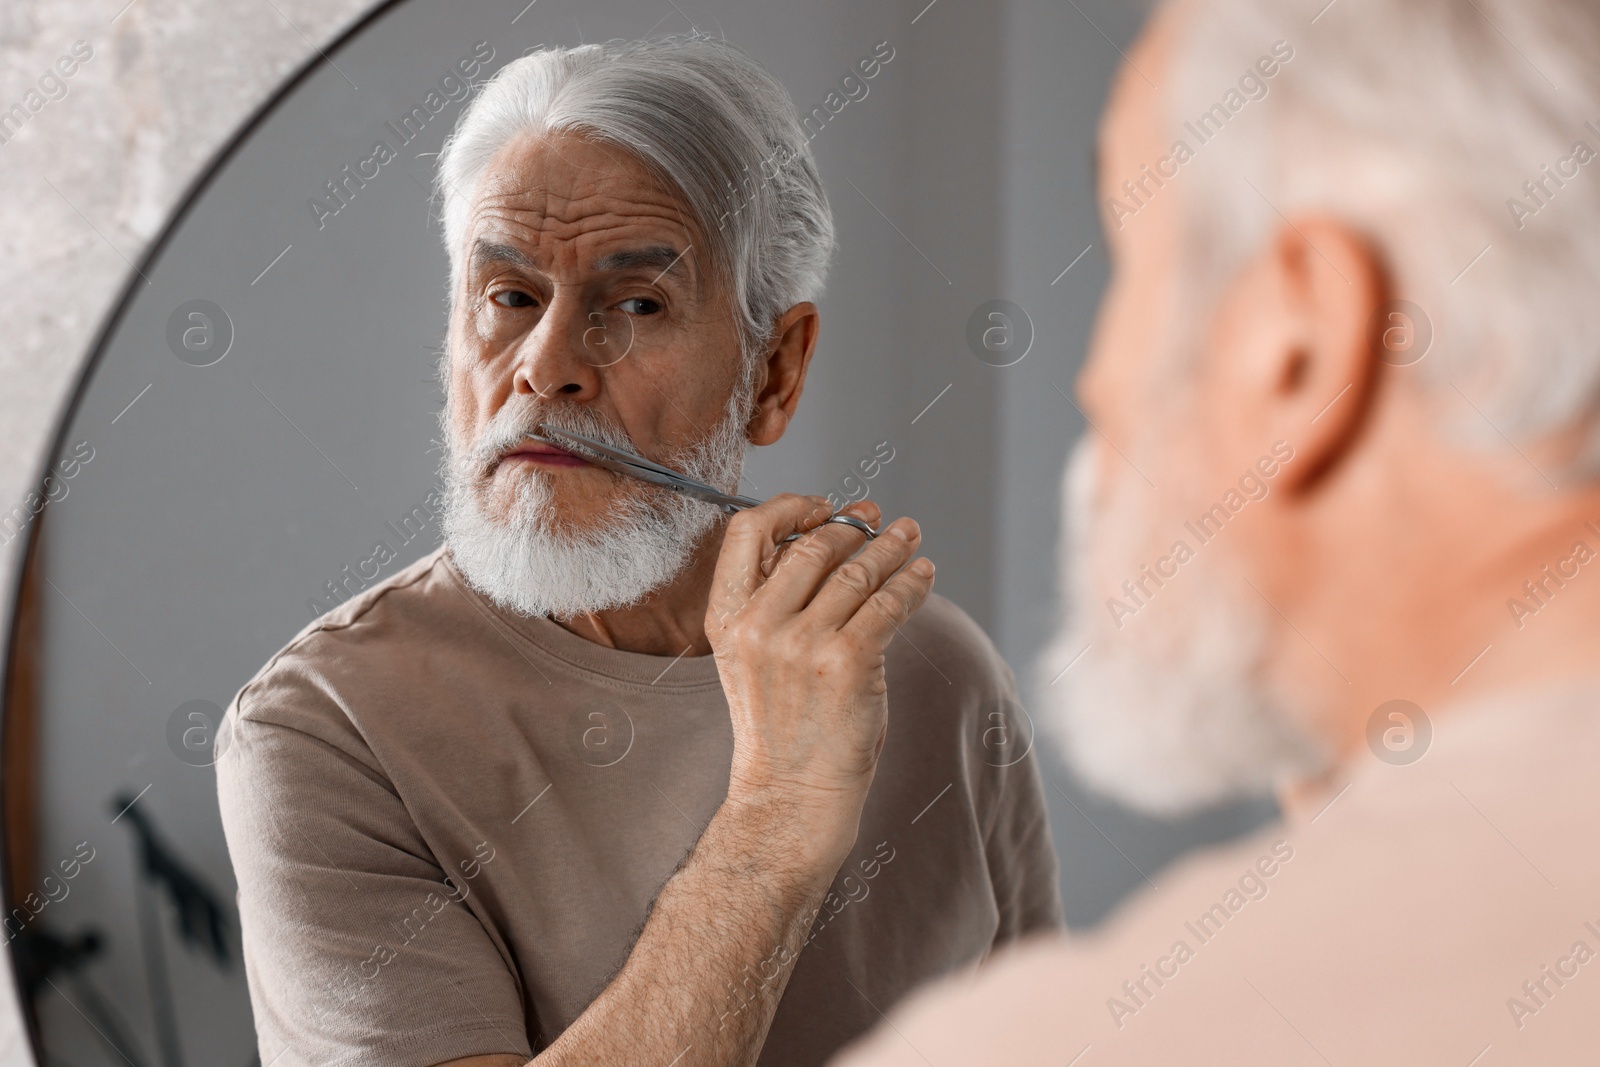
left=985, top=739, right=1064, bottom=944
left=441, top=792, right=837, bottom=1067
left=981, top=666, right=1063, bottom=943
left=441, top=494, right=934, bottom=1067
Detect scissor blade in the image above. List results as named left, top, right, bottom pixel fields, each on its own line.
left=527, top=425, right=761, bottom=511
left=533, top=425, right=684, bottom=479
left=551, top=447, right=685, bottom=490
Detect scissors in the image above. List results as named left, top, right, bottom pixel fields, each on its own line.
left=527, top=424, right=880, bottom=543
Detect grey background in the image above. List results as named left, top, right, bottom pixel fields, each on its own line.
left=9, top=0, right=1272, bottom=1063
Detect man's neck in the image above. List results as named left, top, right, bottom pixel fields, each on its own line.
left=1295, top=479, right=1600, bottom=770
left=550, top=524, right=727, bottom=657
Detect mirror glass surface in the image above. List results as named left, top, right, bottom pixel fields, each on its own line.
left=7, top=1, right=1271, bottom=1063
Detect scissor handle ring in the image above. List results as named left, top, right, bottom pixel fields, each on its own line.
left=778, top=512, right=880, bottom=544
left=822, top=513, right=879, bottom=539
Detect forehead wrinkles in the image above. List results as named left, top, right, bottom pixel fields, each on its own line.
left=468, top=146, right=698, bottom=272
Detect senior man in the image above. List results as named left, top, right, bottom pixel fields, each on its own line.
left=836, top=0, right=1600, bottom=1063
left=216, top=34, right=1059, bottom=1067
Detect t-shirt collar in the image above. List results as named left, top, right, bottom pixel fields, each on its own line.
left=440, top=547, right=724, bottom=690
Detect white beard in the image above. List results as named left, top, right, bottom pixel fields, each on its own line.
left=1036, top=438, right=1329, bottom=815
left=440, top=374, right=752, bottom=621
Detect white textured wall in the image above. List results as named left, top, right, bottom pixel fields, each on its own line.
left=0, top=1, right=376, bottom=1061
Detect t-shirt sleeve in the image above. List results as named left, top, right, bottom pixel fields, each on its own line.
left=979, top=662, right=1064, bottom=946
left=216, top=657, right=533, bottom=1067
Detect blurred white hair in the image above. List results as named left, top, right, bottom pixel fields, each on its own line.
left=435, top=34, right=834, bottom=361
left=1167, top=0, right=1600, bottom=476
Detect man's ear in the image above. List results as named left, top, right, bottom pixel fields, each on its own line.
left=746, top=302, right=819, bottom=447
left=1235, top=216, right=1387, bottom=493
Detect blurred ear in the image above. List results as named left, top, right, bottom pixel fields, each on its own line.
left=1212, top=216, right=1386, bottom=493
left=747, top=302, right=819, bottom=447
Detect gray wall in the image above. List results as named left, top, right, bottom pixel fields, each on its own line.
left=12, top=0, right=1270, bottom=1063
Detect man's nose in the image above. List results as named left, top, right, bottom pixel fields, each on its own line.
left=511, top=291, right=602, bottom=401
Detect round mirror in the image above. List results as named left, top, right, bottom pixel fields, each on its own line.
left=3, top=1, right=1270, bottom=1062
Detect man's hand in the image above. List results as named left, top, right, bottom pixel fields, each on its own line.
left=708, top=495, right=935, bottom=866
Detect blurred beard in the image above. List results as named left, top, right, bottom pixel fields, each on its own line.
left=1036, top=437, right=1329, bottom=815
left=439, top=371, right=753, bottom=621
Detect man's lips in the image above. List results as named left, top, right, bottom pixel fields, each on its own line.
left=499, top=441, right=592, bottom=468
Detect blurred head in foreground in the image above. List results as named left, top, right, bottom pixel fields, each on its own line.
left=1041, top=0, right=1600, bottom=814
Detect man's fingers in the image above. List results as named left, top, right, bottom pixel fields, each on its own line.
left=840, top=555, right=936, bottom=649
left=751, top=500, right=883, bottom=616
left=708, top=493, right=835, bottom=627
left=803, top=516, right=921, bottom=630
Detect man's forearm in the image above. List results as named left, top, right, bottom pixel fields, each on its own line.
left=532, top=789, right=846, bottom=1067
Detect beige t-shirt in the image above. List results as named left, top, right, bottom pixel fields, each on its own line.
left=833, top=677, right=1600, bottom=1066
left=216, top=546, right=1061, bottom=1067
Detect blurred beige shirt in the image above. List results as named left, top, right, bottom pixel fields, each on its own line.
left=833, top=677, right=1600, bottom=1066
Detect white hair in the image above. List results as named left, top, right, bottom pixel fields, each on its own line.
left=435, top=34, right=835, bottom=360
left=1166, top=0, right=1600, bottom=477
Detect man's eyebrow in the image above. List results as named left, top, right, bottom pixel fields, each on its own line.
left=471, top=239, right=540, bottom=274
left=591, top=245, right=691, bottom=279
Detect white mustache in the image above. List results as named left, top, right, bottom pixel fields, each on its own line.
left=469, top=402, right=638, bottom=472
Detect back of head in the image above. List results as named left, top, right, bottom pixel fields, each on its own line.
left=1163, top=0, right=1600, bottom=476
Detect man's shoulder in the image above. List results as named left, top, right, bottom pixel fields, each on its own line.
left=230, top=546, right=459, bottom=727
left=891, top=591, right=1014, bottom=696
left=302, top=543, right=455, bottom=637
left=879, top=593, right=1027, bottom=777
left=1092, top=680, right=1600, bottom=958
left=836, top=681, right=1600, bottom=1066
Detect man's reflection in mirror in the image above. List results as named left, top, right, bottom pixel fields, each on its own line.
left=216, top=35, right=1060, bottom=1067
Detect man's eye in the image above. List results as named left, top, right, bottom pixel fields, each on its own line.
left=618, top=297, right=661, bottom=315
left=492, top=290, right=535, bottom=308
